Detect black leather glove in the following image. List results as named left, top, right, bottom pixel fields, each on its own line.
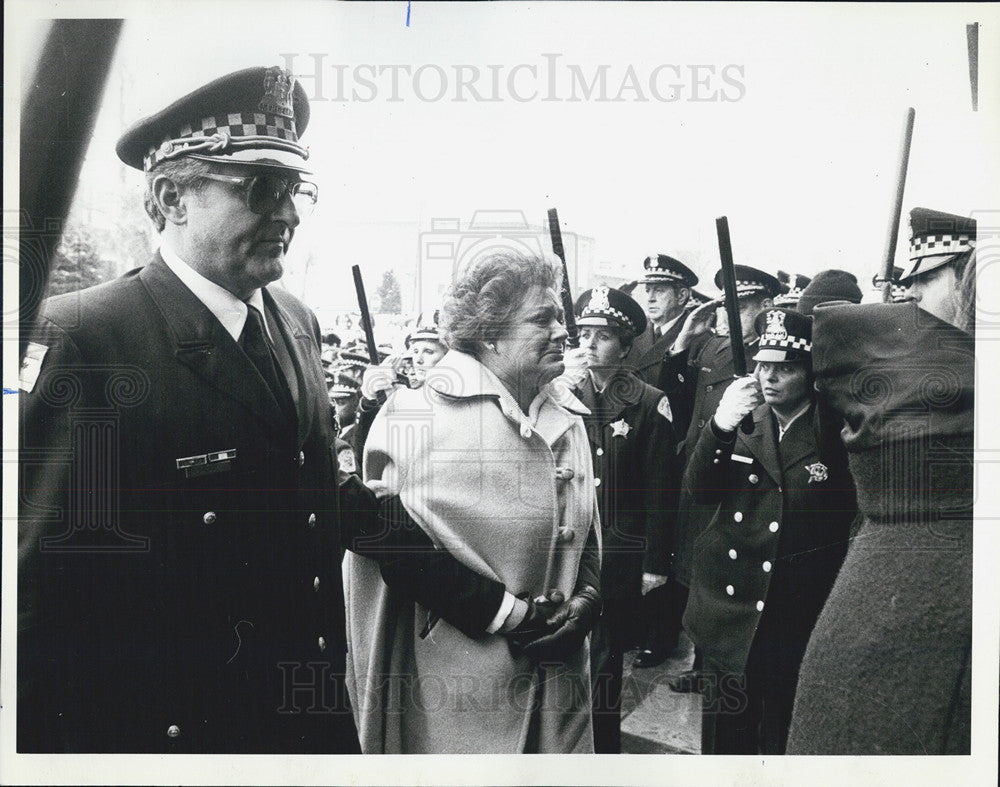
left=503, top=594, right=557, bottom=654
left=519, top=585, right=602, bottom=662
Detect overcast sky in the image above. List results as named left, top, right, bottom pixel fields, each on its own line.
left=13, top=1, right=1000, bottom=315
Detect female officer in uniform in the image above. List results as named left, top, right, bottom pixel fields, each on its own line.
left=682, top=307, right=856, bottom=754
left=568, top=285, right=678, bottom=753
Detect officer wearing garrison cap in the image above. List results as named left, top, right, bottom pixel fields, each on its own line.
left=638, top=265, right=782, bottom=678
left=18, top=66, right=515, bottom=754
left=568, top=286, right=679, bottom=752
left=624, top=253, right=699, bottom=390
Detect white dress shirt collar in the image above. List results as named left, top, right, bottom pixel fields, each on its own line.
left=652, top=309, right=684, bottom=339
left=160, top=242, right=269, bottom=342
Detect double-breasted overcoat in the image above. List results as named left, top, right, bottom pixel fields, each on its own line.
left=18, top=255, right=359, bottom=753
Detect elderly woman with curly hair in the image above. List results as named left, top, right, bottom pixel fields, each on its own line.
left=343, top=250, right=602, bottom=753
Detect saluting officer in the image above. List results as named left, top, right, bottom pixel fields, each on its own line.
left=624, top=253, right=699, bottom=390
left=683, top=308, right=855, bottom=754
left=570, top=286, right=679, bottom=753
left=648, top=265, right=782, bottom=683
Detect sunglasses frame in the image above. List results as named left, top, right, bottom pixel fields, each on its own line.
left=199, top=172, right=319, bottom=216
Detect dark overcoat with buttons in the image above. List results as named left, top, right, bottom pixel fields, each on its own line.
left=657, top=332, right=760, bottom=585
left=682, top=402, right=855, bottom=674
left=573, top=369, right=679, bottom=600
left=18, top=254, right=360, bottom=753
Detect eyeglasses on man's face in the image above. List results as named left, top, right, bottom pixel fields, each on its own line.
left=199, top=171, right=319, bottom=217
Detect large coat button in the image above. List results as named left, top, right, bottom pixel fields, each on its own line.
left=725, top=584, right=735, bottom=596
left=706, top=384, right=714, bottom=392
left=556, top=526, right=575, bottom=544
left=308, top=513, right=317, bottom=527
left=297, top=451, right=306, bottom=467
left=313, top=576, right=321, bottom=591
left=554, top=466, right=575, bottom=481
left=203, top=511, right=217, bottom=525
left=769, top=521, right=779, bottom=533
left=728, top=548, right=737, bottom=560
left=595, top=447, right=604, bottom=457
left=756, top=600, right=765, bottom=612
left=733, top=511, right=743, bottom=523
left=698, top=419, right=706, bottom=429
left=167, top=724, right=180, bottom=738
left=762, top=561, right=772, bottom=572
left=594, top=477, right=601, bottom=487
left=318, top=636, right=327, bottom=652
left=748, top=473, right=759, bottom=485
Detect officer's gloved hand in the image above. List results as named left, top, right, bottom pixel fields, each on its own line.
left=360, top=363, right=399, bottom=403
left=552, top=346, right=589, bottom=392
left=712, top=375, right=762, bottom=432
left=516, top=586, right=602, bottom=662
left=641, top=572, right=669, bottom=596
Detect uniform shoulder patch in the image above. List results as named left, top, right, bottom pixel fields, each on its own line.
left=19, top=342, right=49, bottom=392
left=656, top=396, right=673, bottom=421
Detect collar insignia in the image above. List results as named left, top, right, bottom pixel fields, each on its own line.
left=805, top=461, right=828, bottom=483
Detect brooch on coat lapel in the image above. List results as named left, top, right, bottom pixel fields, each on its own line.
left=610, top=419, right=631, bottom=438
left=805, top=461, right=828, bottom=483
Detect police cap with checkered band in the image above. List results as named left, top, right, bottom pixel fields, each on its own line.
left=752, top=308, right=812, bottom=363
left=898, top=207, right=976, bottom=283
left=773, top=270, right=812, bottom=308
left=116, top=66, right=311, bottom=173
left=640, top=254, right=699, bottom=288
left=713, top=264, right=783, bottom=300
left=574, top=285, right=647, bottom=338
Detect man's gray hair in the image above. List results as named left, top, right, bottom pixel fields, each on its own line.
left=442, top=250, right=563, bottom=357
left=143, top=158, right=212, bottom=232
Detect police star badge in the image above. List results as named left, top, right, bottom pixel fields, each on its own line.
left=805, top=461, right=828, bottom=483
left=610, top=418, right=631, bottom=438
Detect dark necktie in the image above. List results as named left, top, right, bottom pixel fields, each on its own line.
left=240, top=303, right=296, bottom=426
left=654, top=325, right=663, bottom=339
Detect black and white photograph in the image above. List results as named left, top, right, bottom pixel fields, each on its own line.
left=3, top=1, right=998, bottom=784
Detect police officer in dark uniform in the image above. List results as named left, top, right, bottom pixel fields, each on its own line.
left=17, top=66, right=536, bottom=754
left=649, top=265, right=782, bottom=683
left=568, top=286, right=679, bottom=752
left=624, top=253, right=699, bottom=390
left=683, top=308, right=855, bottom=754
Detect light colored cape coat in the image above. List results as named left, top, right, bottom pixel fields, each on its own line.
left=344, top=350, right=601, bottom=753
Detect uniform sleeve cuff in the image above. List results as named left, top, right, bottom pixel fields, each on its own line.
left=485, top=591, right=517, bottom=634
